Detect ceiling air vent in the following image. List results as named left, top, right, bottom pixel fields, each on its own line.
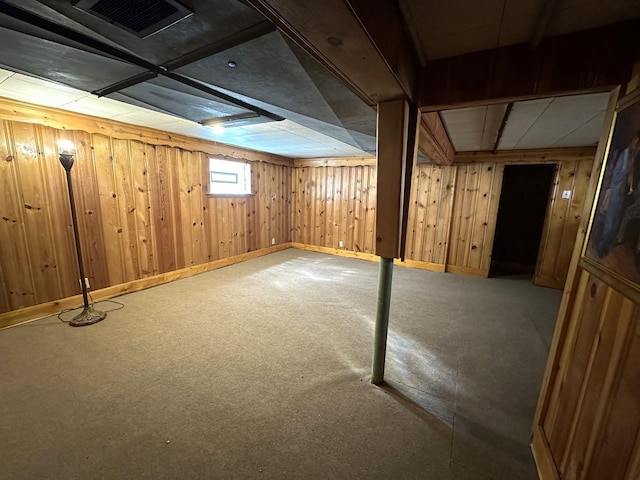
left=74, top=0, right=193, bottom=38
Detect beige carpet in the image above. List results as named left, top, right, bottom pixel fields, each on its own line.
left=0, top=249, right=561, bottom=479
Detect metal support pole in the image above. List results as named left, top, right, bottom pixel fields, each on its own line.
left=371, top=256, right=394, bottom=385
left=65, top=169, right=90, bottom=309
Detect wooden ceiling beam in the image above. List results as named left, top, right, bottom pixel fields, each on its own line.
left=245, top=0, right=420, bottom=105
left=419, top=20, right=640, bottom=111
left=418, top=112, right=454, bottom=165
left=454, top=146, right=597, bottom=164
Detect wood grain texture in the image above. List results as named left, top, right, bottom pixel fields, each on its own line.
left=455, top=147, right=597, bottom=165
left=535, top=158, right=594, bottom=289
left=536, top=269, right=640, bottom=480
left=0, top=119, right=291, bottom=317
left=420, top=21, right=640, bottom=110
left=0, top=96, right=292, bottom=167
left=447, top=163, right=503, bottom=275
left=291, top=165, right=377, bottom=254
left=404, top=164, right=455, bottom=265
left=418, top=113, right=455, bottom=165
left=0, top=243, right=291, bottom=329
left=245, top=0, right=417, bottom=104
left=531, top=86, right=640, bottom=480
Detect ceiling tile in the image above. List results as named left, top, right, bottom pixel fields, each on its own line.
left=481, top=104, right=508, bottom=150
left=423, top=26, right=500, bottom=60
left=62, top=95, right=139, bottom=117
left=497, top=0, right=544, bottom=46
left=0, top=73, right=87, bottom=106
left=0, top=68, right=13, bottom=84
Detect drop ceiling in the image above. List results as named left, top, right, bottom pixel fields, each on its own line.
left=0, top=0, right=635, bottom=160
left=0, top=68, right=368, bottom=157
left=440, top=92, right=610, bottom=152
left=0, top=0, right=377, bottom=158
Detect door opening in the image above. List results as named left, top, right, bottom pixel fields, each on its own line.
left=490, top=164, right=556, bottom=278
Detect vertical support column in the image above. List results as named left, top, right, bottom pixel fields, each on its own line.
left=371, top=256, right=393, bottom=384
left=371, top=100, right=419, bottom=385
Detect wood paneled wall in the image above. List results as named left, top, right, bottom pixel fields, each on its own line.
left=535, top=158, right=594, bottom=289
left=531, top=87, right=640, bottom=480
left=447, top=163, right=504, bottom=276
left=0, top=120, right=290, bottom=315
left=292, top=158, right=591, bottom=281
left=404, top=164, right=455, bottom=265
left=291, top=164, right=377, bottom=253
left=534, top=267, right=640, bottom=480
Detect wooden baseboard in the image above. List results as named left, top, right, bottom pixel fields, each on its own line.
left=0, top=243, right=292, bottom=329
left=446, top=264, right=489, bottom=277
left=531, top=425, right=561, bottom=480
left=534, top=276, right=565, bottom=290
left=395, top=258, right=446, bottom=273
left=290, top=243, right=447, bottom=273
left=290, top=243, right=380, bottom=262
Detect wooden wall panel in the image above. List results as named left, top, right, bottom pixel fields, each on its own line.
left=536, top=269, right=640, bottom=480
left=291, top=164, right=377, bottom=254
left=11, top=122, right=62, bottom=304
left=530, top=87, right=640, bottom=480
left=448, top=163, right=504, bottom=276
left=535, top=158, right=594, bottom=289
left=0, top=121, right=36, bottom=311
left=404, top=164, right=455, bottom=265
left=0, top=119, right=291, bottom=315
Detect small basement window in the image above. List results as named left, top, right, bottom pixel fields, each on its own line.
left=208, top=158, right=252, bottom=196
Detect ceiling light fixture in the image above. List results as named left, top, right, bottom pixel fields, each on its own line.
left=201, top=112, right=260, bottom=129
left=227, top=61, right=237, bottom=68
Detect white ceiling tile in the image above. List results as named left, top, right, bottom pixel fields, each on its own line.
left=0, top=74, right=87, bottom=106
left=62, top=96, right=141, bottom=117
left=112, top=109, right=180, bottom=126
left=0, top=68, right=13, bottom=84
left=480, top=104, right=507, bottom=150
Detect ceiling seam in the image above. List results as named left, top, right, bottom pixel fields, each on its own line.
left=513, top=98, right=555, bottom=149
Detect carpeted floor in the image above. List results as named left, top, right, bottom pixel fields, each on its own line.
left=0, top=249, right=561, bottom=479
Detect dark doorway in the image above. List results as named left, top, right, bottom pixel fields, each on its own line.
left=490, top=164, right=556, bottom=278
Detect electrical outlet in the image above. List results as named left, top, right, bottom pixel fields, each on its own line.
left=271, top=238, right=276, bottom=245
left=79, top=278, right=90, bottom=289
left=339, top=240, right=344, bottom=248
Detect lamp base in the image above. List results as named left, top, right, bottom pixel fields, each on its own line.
left=69, top=306, right=107, bottom=327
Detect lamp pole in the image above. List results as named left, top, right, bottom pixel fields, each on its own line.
left=59, top=141, right=106, bottom=327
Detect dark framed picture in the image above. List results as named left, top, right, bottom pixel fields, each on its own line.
left=584, top=90, right=640, bottom=294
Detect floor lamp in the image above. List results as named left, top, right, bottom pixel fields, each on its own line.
left=59, top=139, right=106, bottom=327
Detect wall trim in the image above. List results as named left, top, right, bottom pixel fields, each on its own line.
left=531, top=425, right=561, bottom=480
left=395, top=258, right=446, bottom=272
left=445, top=264, right=489, bottom=277
left=454, top=147, right=596, bottom=165
left=293, top=156, right=376, bottom=167
left=291, top=242, right=379, bottom=262
left=291, top=243, right=447, bottom=273
left=0, top=243, right=292, bottom=329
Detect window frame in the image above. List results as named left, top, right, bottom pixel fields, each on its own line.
left=206, top=157, right=254, bottom=197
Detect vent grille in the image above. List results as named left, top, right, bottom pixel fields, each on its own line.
left=74, top=0, right=193, bottom=38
